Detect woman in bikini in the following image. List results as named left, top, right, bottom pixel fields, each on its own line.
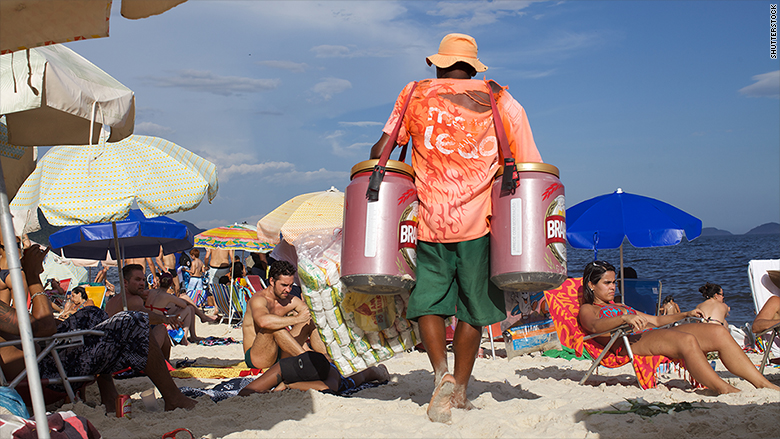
left=579, top=260, right=779, bottom=394
left=695, top=282, right=730, bottom=326
left=145, top=273, right=217, bottom=345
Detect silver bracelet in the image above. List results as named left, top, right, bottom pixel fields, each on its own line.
left=30, top=292, right=48, bottom=302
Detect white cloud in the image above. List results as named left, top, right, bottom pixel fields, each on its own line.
left=134, top=121, right=174, bottom=137
left=324, top=130, right=372, bottom=157
left=144, top=70, right=281, bottom=96
left=338, top=121, right=383, bottom=127
left=312, top=45, right=353, bottom=58
left=517, top=69, right=557, bottom=79
left=427, top=1, right=538, bottom=28
left=218, top=161, right=294, bottom=180
left=739, top=70, right=780, bottom=98
left=311, top=77, right=352, bottom=100
left=257, top=60, right=309, bottom=72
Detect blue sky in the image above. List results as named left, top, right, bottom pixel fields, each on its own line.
left=64, top=0, right=779, bottom=234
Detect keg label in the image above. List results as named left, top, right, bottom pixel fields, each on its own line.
left=364, top=201, right=379, bottom=257
left=544, top=195, right=566, bottom=267
left=511, top=198, right=522, bottom=256
left=398, top=201, right=418, bottom=270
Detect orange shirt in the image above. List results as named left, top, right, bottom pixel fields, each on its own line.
left=382, top=79, right=542, bottom=243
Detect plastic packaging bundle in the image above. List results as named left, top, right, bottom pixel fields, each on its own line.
left=295, top=230, right=418, bottom=375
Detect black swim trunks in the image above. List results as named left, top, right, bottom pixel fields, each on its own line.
left=279, top=352, right=330, bottom=384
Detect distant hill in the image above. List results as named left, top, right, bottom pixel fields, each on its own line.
left=745, top=222, right=780, bottom=235
left=701, top=227, right=732, bottom=237
left=180, top=220, right=206, bottom=237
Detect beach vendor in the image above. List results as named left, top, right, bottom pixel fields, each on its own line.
left=579, top=260, right=780, bottom=394
left=1, top=246, right=197, bottom=413
left=369, top=33, right=542, bottom=423
left=242, top=261, right=327, bottom=371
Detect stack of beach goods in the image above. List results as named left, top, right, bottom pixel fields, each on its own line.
left=294, top=230, right=419, bottom=374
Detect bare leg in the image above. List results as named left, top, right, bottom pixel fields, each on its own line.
left=145, top=335, right=197, bottom=410
left=239, top=362, right=283, bottom=395
left=673, top=324, right=780, bottom=391
left=451, top=320, right=481, bottom=410
left=348, top=363, right=390, bottom=386
left=272, top=328, right=307, bottom=358
left=631, top=327, right=740, bottom=394
left=151, top=325, right=171, bottom=361
left=96, top=373, right=118, bottom=413
left=418, top=314, right=454, bottom=423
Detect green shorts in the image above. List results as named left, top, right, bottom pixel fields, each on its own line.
left=407, top=234, right=506, bottom=327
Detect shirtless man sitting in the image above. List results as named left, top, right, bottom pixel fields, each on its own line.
left=695, top=282, right=730, bottom=326
left=753, top=295, right=780, bottom=335
left=242, top=261, right=327, bottom=370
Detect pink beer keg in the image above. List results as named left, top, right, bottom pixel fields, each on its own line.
left=490, top=162, right=566, bottom=292
left=341, top=159, right=418, bottom=295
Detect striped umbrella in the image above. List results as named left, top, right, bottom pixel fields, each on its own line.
left=257, top=187, right=344, bottom=246
left=195, top=224, right=272, bottom=252
left=10, top=134, right=218, bottom=226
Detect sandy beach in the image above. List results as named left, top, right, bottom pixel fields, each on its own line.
left=50, top=319, right=779, bottom=439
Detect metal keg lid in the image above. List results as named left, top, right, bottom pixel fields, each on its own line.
left=495, top=162, right=559, bottom=178
left=351, top=159, right=415, bottom=179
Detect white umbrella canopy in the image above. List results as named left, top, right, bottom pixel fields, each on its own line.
left=0, top=0, right=187, bottom=55
left=0, top=44, right=135, bottom=146
left=10, top=134, right=219, bottom=229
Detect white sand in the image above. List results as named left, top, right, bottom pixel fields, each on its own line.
left=58, top=320, right=780, bottom=439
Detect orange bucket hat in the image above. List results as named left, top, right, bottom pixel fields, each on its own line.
left=426, top=33, right=488, bottom=72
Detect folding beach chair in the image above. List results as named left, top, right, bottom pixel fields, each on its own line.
left=83, top=285, right=107, bottom=310
left=0, top=329, right=105, bottom=404
left=211, top=282, right=233, bottom=324
left=748, top=259, right=780, bottom=372
left=246, top=274, right=267, bottom=293
left=186, top=276, right=206, bottom=307
left=620, top=278, right=662, bottom=315
left=544, top=277, right=672, bottom=389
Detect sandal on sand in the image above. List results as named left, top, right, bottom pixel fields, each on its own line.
left=175, top=357, right=196, bottom=369
left=162, top=428, right=194, bottom=439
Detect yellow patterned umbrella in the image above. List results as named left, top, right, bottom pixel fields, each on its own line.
left=10, top=134, right=218, bottom=226
left=257, top=187, right=344, bottom=246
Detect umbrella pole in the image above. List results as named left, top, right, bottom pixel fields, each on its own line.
left=620, top=244, right=625, bottom=303
left=112, top=221, right=128, bottom=311
left=0, top=170, right=50, bottom=438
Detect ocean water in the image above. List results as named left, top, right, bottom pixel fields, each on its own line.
left=565, top=234, right=780, bottom=326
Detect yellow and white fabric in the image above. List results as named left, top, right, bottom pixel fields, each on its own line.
left=1, top=44, right=135, bottom=146
left=10, top=134, right=218, bottom=227
left=257, top=187, right=344, bottom=247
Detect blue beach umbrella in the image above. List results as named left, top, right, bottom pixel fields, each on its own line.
left=49, top=209, right=193, bottom=260
left=566, top=188, right=702, bottom=294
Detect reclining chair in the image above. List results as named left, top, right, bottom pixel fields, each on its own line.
left=748, top=259, right=780, bottom=373
left=0, top=329, right=105, bottom=403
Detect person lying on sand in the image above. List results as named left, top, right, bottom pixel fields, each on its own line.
left=695, top=282, right=730, bottom=326
left=242, top=261, right=328, bottom=371
left=579, top=260, right=779, bottom=395
left=238, top=351, right=389, bottom=396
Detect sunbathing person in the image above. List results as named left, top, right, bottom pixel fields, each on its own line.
left=660, top=295, right=680, bottom=316
left=578, top=260, right=779, bottom=394
left=58, top=286, right=95, bottom=320
left=753, top=295, right=780, bottom=335
left=138, top=272, right=217, bottom=345
left=238, top=351, right=389, bottom=396
left=1, top=246, right=197, bottom=412
left=695, top=282, right=730, bottom=326
left=243, top=261, right=327, bottom=371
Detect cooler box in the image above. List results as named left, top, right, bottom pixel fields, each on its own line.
left=503, top=318, right=560, bottom=359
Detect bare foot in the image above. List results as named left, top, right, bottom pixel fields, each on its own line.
left=187, top=336, right=204, bottom=344
left=164, top=395, right=198, bottom=411
left=427, top=373, right=455, bottom=423
left=200, top=314, right=218, bottom=324
left=375, top=364, right=390, bottom=382
left=451, top=392, right=476, bottom=410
